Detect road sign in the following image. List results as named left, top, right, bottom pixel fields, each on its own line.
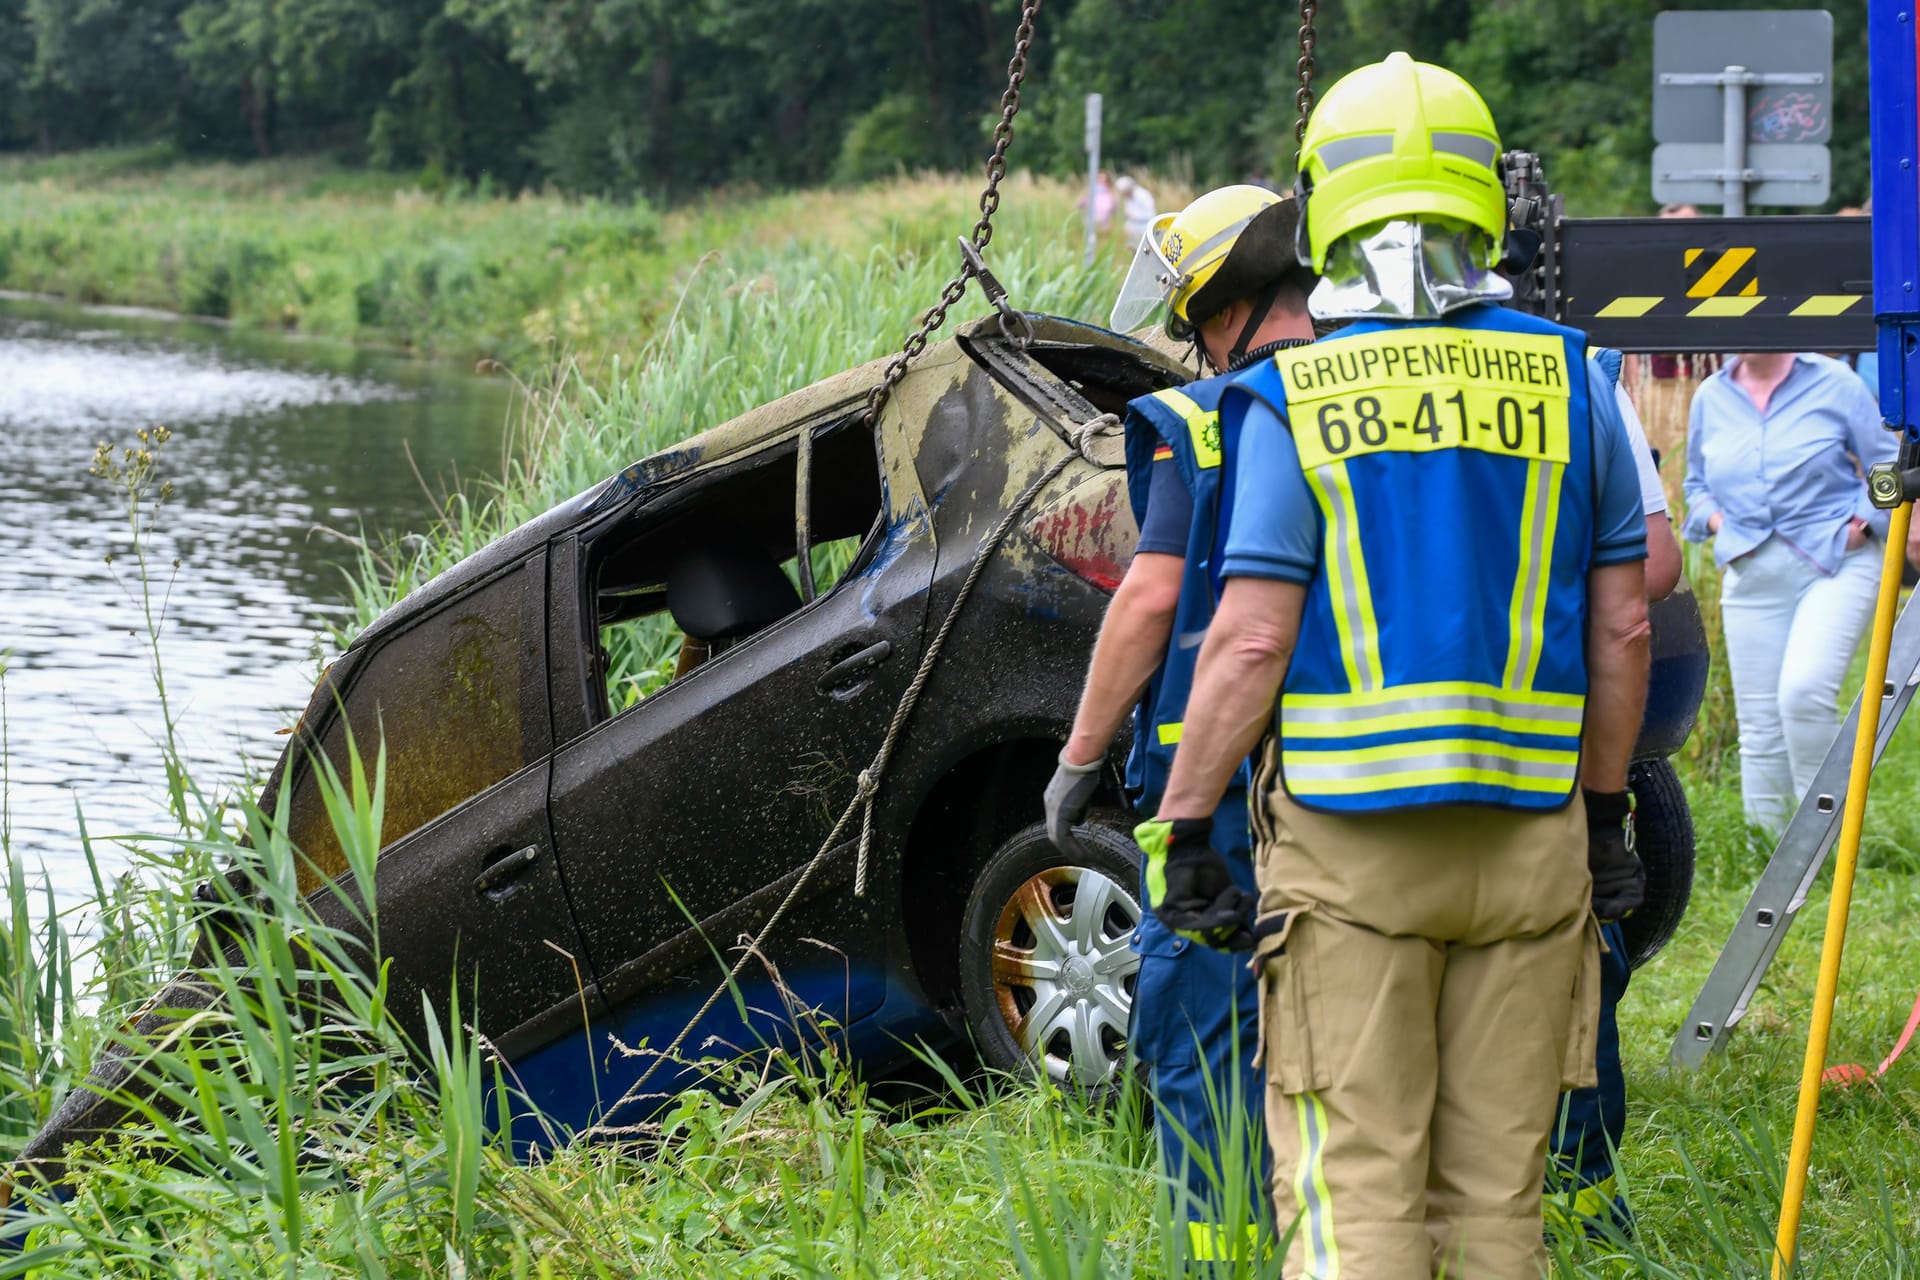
left=1652, top=141, right=1830, bottom=207
left=1650, top=10, right=1833, bottom=213
left=1654, top=10, right=1832, bottom=145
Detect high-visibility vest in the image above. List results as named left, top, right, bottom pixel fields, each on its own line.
left=1223, top=304, right=1601, bottom=815
left=1120, top=372, right=1250, bottom=847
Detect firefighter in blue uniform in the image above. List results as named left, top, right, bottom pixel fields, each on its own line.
left=1045, top=184, right=1318, bottom=1265
left=1140, top=54, right=1652, bottom=1277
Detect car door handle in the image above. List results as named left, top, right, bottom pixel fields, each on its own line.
left=474, top=845, right=540, bottom=897
left=818, top=641, right=893, bottom=694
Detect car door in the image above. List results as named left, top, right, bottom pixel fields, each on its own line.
left=546, top=417, right=936, bottom=1018
left=296, top=550, right=606, bottom=1065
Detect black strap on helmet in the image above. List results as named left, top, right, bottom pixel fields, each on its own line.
left=1226, top=275, right=1289, bottom=367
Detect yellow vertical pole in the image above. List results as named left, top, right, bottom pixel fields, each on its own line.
left=1772, top=502, right=1914, bottom=1277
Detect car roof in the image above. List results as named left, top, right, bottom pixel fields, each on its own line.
left=349, top=315, right=1174, bottom=652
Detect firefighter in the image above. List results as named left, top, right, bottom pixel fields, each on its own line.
left=1044, top=184, right=1317, bottom=1263
left=1140, top=52, right=1650, bottom=1279
left=1547, top=345, right=1679, bottom=1238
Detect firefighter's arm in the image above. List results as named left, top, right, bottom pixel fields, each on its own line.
left=1580, top=561, right=1651, bottom=793
left=1155, top=576, right=1305, bottom=820
left=1061, top=552, right=1184, bottom=765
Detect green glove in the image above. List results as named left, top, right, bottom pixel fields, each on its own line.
left=1135, top=817, right=1258, bottom=952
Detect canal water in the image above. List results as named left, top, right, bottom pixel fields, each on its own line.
left=0, top=297, right=513, bottom=907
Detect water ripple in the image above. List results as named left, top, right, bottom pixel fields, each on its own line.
left=0, top=300, right=508, bottom=908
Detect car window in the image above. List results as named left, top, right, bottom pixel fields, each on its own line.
left=590, top=415, right=883, bottom=719
left=284, top=558, right=546, bottom=886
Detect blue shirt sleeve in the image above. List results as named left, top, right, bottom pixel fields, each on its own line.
left=1837, top=365, right=1898, bottom=540
left=1134, top=458, right=1193, bottom=557
left=1589, top=356, right=1649, bottom=567
left=1219, top=393, right=1319, bottom=583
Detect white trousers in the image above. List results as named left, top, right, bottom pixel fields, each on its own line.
left=1720, top=536, right=1881, bottom=829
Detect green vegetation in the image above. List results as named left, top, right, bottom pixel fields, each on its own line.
left=1, top=176, right=1917, bottom=1275
left=0, top=161, right=1105, bottom=367
left=0, top=1, right=1874, bottom=211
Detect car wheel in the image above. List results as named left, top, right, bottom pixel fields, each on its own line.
left=958, top=819, right=1142, bottom=1093
left=1621, top=757, right=1695, bottom=971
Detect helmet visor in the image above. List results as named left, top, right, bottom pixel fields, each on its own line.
left=1109, top=214, right=1185, bottom=333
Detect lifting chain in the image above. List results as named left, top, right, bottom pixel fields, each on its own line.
left=1293, top=0, right=1317, bottom=176
left=863, top=0, right=1042, bottom=431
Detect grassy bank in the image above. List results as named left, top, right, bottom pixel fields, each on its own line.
left=0, top=173, right=1917, bottom=1276
left=0, top=149, right=1125, bottom=374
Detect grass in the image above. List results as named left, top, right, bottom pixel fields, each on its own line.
left=0, top=162, right=1917, bottom=1275
left=0, top=148, right=1133, bottom=376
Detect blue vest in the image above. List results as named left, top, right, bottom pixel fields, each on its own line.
left=1121, top=373, right=1250, bottom=851
left=1225, top=305, right=1600, bottom=815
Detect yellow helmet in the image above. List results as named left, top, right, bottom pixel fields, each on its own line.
left=1111, top=185, right=1303, bottom=337
left=1296, top=52, right=1505, bottom=272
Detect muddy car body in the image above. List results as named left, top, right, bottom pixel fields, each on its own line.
left=21, top=314, right=1709, bottom=1163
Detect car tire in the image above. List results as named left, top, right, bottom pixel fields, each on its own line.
left=1621, top=757, right=1695, bottom=971
left=958, top=818, right=1143, bottom=1094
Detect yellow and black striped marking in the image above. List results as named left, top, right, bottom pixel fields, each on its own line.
left=1685, top=246, right=1758, bottom=299
left=1587, top=292, right=1866, bottom=320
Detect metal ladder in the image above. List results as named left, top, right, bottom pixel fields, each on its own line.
left=1670, top=585, right=1920, bottom=1069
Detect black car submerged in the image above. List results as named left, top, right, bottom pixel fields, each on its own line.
left=18, top=313, right=1708, bottom=1169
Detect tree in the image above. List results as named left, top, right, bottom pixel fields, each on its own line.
left=23, top=0, right=189, bottom=147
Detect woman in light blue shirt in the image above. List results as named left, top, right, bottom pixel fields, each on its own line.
left=1683, top=351, right=1896, bottom=828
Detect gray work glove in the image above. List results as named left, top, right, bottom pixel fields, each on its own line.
left=1044, top=752, right=1104, bottom=856
left=1584, top=787, right=1645, bottom=922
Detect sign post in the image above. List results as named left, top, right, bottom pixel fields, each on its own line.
left=1652, top=10, right=1832, bottom=211
left=1084, top=93, right=1103, bottom=266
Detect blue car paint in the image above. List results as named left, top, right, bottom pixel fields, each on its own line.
left=499, top=963, right=938, bottom=1154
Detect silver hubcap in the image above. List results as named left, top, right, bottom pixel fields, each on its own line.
left=990, top=865, right=1141, bottom=1090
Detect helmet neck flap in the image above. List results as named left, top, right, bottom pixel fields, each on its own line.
left=1308, top=217, right=1512, bottom=322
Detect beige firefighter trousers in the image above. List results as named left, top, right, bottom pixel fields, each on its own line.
left=1248, top=740, right=1600, bottom=1280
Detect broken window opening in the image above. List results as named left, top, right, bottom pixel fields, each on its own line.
left=589, top=416, right=884, bottom=720
left=1020, top=341, right=1184, bottom=417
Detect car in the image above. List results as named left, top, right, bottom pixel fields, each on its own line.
left=19, top=312, right=1709, bottom=1170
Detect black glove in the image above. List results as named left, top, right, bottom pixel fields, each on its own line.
left=1043, top=752, right=1103, bottom=856
left=1136, top=817, right=1258, bottom=952
left=1584, top=787, right=1645, bottom=922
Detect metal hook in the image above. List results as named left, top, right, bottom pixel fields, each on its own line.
left=958, top=236, right=1036, bottom=349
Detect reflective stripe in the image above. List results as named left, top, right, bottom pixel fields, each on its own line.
left=1503, top=459, right=1564, bottom=690
left=1281, top=682, right=1584, bottom=739
left=1186, top=1221, right=1262, bottom=1262
left=1284, top=738, right=1579, bottom=784
left=1304, top=462, right=1383, bottom=693
left=1151, top=387, right=1222, bottom=469
left=1157, top=721, right=1183, bottom=746
left=1282, top=687, right=1582, bottom=736
left=1286, top=764, right=1578, bottom=796
left=1314, top=133, right=1394, bottom=171
left=1430, top=131, right=1499, bottom=168
left=1175, top=212, right=1262, bottom=279
left=1292, top=1093, right=1340, bottom=1279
